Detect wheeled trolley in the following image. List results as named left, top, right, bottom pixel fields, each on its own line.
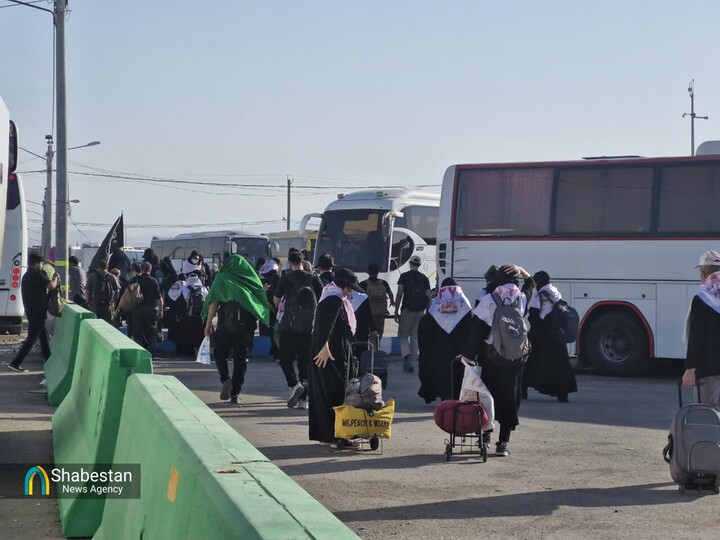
left=433, top=357, right=490, bottom=462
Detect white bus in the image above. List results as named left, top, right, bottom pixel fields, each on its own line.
left=0, top=97, right=19, bottom=258
left=300, top=189, right=440, bottom=294
left=0, top=172, right=27, bottom=334
left=438, top=155, right=720, bottom=375
left=150, top=230, right=274, bottom=272
left=265, top=230, right=317, bottom=264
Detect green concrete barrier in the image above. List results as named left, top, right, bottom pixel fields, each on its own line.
left=94, top=374, right=359, bottom=540
left=44, top=303, right=96, bottom=406
left=52, top=319, right=153, bottom=538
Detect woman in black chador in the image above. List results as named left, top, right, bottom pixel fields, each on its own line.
left=523, top=271, right=577, bottom=402
left=308, top=268, right=363, bottom=447
left=418, top=278, right=473, bottom=403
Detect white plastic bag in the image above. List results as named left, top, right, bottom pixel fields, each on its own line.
left=459, top=360, right=495, bottom=431
left=196, top=337, right=212, bottom=365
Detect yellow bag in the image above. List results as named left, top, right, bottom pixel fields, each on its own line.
left=333, top=399, right=395, bottom=440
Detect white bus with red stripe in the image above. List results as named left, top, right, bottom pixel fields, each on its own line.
left=437, top=155, right=720, bottom=375
left=0, top=172, right=27, bottom=333
left=0, top=97, right=19, bottom=258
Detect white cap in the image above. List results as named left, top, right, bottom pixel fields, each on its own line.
left=695, top=250, right=720, bottom=268
left=409, top=255, right=422, bottom=266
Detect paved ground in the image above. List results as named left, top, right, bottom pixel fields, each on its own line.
left=1, top=334, right=718, bottom=539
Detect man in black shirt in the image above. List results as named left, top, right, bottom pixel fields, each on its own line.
left=8, top=254, right=60, bottom=372
left=395, top=254, right=432, bottom=373
left=274, top=251, right=323, bottom=409
left=131, top=262, right=163, bottom=354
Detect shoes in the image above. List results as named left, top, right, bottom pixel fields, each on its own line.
left=7, top=364, right=28, bottom=373
left=219, top=380, right=233, bottom=401
left=402, top=355, right=414, bottom=373
left=495, top=442, right=509, bottom=457
left=558, top=395, right=569, bottom=403
left=296, top=398, right=309, bottom=410
left=229, top=394, right=241, bottom=406
left=331, top=439, right=360, bottom=450
left=39, top=378, right=47, bottom=387
left=287, top=382, right=304, bottom=408
left=482, top=431, right=492, bottom=446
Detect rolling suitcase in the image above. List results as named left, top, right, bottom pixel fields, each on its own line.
left=663, top=381, right=720, bottom=494
left=360, top=349, right=388, bottom=389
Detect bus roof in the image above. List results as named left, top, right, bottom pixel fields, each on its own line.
left=448, top=154, right=720, bottom=172
left=325, top=188, right=439, bottom=212
left=151, top=230, right=268, bottom=241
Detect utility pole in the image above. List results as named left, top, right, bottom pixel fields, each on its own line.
left=682, top=79, right=709, bottom=156
left=55, top=0, right=69, bottom=298
left=286, top=176, right=292, bottom=231
left=42, top=135, right=53, bottom=257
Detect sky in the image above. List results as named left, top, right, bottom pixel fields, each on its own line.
left=2, top=1, right=719, bottom=248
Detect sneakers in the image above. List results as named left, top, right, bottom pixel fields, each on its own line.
left=7, top=364, right=28, bottom=373
left=402, top=355, right=415, bottom=373
left=296, top=398, right=309, bottom=410
left=229, top=394, right=241, bottom=406
left=482, top=431, right=492, bottom=446
left=39, top=378, right=47, bottom=387
left=495, top=442, right=509, bottom=457
left=287, top=382, right=304, bottom=408
left=331, top=439, right=360, bottom=450
left=219, top=380, right=233, bottom=401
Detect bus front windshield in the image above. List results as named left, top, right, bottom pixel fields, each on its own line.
left=231, top=237, right=270, bottom=268
left=316, top=210, right=389, bottom=273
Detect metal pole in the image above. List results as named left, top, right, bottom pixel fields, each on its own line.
left=286, top=176, right=292, bottom=231
left=42, top=135, right=53, bottom=256
left=55, top=0, right=69, bottom=298
left=690, top=86, right=695, bottom=156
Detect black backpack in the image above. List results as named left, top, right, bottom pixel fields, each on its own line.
left=186, top=286, right=205, bottom=317
left=541, top=291, right=580, bottom=343
left=402, top=272, right=428, bottom=311
left=95, top=272, right=116, bottom=309
left=285, top=274, right=317, bottom=335
left=218, top=301, right=251, bottom=335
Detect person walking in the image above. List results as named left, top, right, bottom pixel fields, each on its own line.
left=274, top=251, right=323, bottom=409
left=203, top=255, right=270, bottom=405
left=86, top=259, right=120, bottom=323
left=182, top=250, right=204, bottom=277
left=182, top=273, right=208, bottom=354
left=683, top=250, right=720, bottom=406
left=131, top=262, right=163, bottom=354
left=309, top=268, right=363, bottom=447
left=524, top=271, right=577, bottom=402
left=68, top=255, right=87, bottom=307
left=316, top=253, right=335, bottom=286
left=360, top=263, right=395, bottom=350
left=461, top=264, right=535, bottom=457
left=395, top=255, right=432, bottom=373
left=7, top=254, right=60, bottom=372
left=418, top=278, right=473, bottom=403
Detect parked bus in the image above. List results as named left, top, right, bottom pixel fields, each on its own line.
left=301, top=189, right=440, bottom=295
left=150, top=230, right=274, bottom=272
left=265, top=230, right=317, bottom=264
left=0, top=173, right=27, bottom=334
left=0, top=97, right=19, bottom=258
left=437, top=155, right=720, bottom=375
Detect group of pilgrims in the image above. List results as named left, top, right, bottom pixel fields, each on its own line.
left=158, top=245, right=577, bottom=455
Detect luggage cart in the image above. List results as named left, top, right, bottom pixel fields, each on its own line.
left=433, top=357, right=489, bottom=462
left=333, top=342, right=394, bottom=453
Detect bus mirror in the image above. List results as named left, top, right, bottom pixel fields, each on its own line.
left=382, top=212, right=394, bottom=238
left=271, top=242, right=280, bottom=257
left=300, top=213, right=322, bottom=236
left=390, top=258, right=399, bottom=271
left=8, top=121, right=18, bottom=173
left=229, top=241, right=238, bottom=255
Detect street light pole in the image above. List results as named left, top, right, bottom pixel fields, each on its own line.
left=682, top=79, right=709, bottom=156
left=55, top=0, right=69, bottom=298
left=42, top=135, right=53, bottom=257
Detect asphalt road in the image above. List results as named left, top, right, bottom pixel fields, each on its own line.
left=1, top=337, right=718, bottom=540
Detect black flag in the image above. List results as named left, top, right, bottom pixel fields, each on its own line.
left=88, top=214, right=124, bottom=273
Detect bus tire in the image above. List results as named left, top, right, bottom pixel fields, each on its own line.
left=584, top=311, right=649, bottom=376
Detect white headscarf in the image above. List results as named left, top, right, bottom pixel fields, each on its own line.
left=529, top=284, right=562, bottom=320
left=348, top=290, right=368, bottom=312
left=182, top=274, right=208, bottom=301
left=168, top=279, right=186, bottom=302
left=428, top=285, right=471, bottom=334
left=259, top=260, right=279, bottom=276
left=319, top=283, right=357, bottom=335
left=697, top=271, right=720, bottom=314
left=472, top=283, right=526, bottom=326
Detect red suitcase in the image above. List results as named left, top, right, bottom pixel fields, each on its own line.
left=434, top=400, right=488, bottom=436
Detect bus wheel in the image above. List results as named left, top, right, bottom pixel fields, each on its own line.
left=584, top=312, right=649, bottom=376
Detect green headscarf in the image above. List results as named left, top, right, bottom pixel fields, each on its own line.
left=201, top=255, right=270, bottom=325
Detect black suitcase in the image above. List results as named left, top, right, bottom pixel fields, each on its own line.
left=360, top=349, right=388, bottom=389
